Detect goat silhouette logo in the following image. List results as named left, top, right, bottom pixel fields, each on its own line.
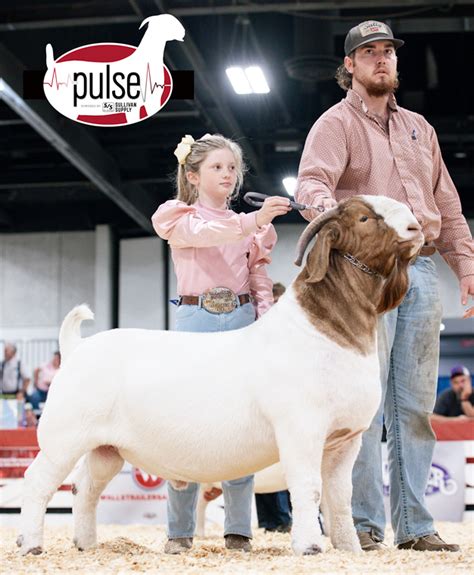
left=43, top=14, right=185, bottom=127
left=132, top=467, right=165, bottom=490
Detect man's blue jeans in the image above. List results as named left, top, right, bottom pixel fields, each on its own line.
left=167, top=301, right=256, bottom=539
left=352, top=257, right=442, bottom=545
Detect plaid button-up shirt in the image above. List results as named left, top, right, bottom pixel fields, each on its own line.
left=296, top=89, right=474, bottom=280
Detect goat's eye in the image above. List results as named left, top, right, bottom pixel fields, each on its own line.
left=360, top=215, right=369, bottom=222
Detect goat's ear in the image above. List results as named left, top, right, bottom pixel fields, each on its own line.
left=376, top=259, right=410, bottom=313
left=305, top=225, right=337, bottom=284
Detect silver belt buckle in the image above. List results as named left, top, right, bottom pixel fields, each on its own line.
left=201, top=287, right=237, bottom=314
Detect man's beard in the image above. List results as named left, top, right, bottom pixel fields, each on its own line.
left=362, top=74, right=398, bottom=97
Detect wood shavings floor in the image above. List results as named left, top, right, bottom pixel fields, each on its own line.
left=2, top=522, right=473, bottom=574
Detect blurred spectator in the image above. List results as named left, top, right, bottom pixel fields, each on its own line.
left=29, top=351, right=61, bottom=410
left=0, top=342, right=30, bottom=400
left=272, top=282, right=286, bottom=303
left=255, top=490, right=292, bottom=533
left=432, top=365, right=474, bottom=420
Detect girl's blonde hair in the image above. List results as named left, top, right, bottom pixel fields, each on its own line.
left=175, top=134, right=246, bottom=205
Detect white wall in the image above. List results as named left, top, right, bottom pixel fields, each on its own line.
left=267, top=223, right=306, bottom=288
left=119, top=236, right=166, bottom=329
left=0, top=231, right=96, bottom=340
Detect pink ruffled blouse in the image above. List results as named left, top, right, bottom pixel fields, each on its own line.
left=152, top=200, right=277, bottom=317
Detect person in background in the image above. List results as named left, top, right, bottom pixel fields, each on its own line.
left=432, top=365, right=474, bottom=420
left=152, top=133, right=290, bottom=554
left=255, top=281, right=292, bottom=533
left=0, top=343, right=30, bottom=400
left=296, top=20, right=473, bottom=552
left=29, top=351, right=61, bottom=411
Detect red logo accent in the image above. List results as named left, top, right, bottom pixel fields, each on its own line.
left=132, top=468, right=165, bottom=490
left=57, top=44, right=135, bottom=63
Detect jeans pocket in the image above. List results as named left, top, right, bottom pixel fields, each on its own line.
left=176, top=304, right=199, bottom=320
left=241, top=302, right=256, bottom=320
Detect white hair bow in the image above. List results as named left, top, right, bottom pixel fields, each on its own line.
left=174, top=135, right=195, bottom=165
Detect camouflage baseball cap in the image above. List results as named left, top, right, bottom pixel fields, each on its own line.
left=344, top=21, right=404, bottom=56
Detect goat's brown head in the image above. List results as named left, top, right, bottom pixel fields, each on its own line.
left=295, top=196, right=424, bottom=314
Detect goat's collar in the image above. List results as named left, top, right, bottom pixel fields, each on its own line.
left=341, top=252, right=383, bottom=279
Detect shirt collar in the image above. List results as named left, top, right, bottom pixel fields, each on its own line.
left=346, top=89, right=398, bottom=114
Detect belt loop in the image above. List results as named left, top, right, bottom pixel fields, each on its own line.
left=197, top=295, right=203, bottom=308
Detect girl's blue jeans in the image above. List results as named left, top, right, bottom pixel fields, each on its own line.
left=167, top=301, right=256, bottom=539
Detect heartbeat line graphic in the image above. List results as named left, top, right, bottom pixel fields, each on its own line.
left=141, top=62, right=164, bottom=102
left=43, top=68, right=73, bottom=90
left=43, top=62, right=168, bottom=103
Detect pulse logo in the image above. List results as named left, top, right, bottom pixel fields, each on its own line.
left=43, top=14, right=185, bottom=127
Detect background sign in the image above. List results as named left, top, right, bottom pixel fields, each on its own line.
left=382, top=441, right=466, bottom=522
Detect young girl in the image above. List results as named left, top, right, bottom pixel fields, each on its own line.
left=152, top=133, right=290, bottom=554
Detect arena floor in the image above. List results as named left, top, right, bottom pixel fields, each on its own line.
left=2, top=521, right=473, bottom=574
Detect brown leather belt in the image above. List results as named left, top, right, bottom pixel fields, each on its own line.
left=179, top=294, right=251, bottom=306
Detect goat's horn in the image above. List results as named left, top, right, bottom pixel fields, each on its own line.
left=294, top=206, right=339, bottom=266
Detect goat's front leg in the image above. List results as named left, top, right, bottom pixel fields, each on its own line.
left=321, top=435, right=363, bottom=553
left=276, top=427, right=325, bottom=555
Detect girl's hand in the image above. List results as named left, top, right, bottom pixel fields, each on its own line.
left=256, top=197, right=291, bottom=227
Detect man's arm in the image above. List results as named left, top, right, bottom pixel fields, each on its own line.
left=295, top=115, right=347, bottom=221
left=460, top=390, right=474, bottom=417
left=460, top=399, right=474, bottom=417
left=429, top=126, right=474, bottom=316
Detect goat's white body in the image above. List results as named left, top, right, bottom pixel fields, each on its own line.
left=40, top=288, right=379, bottom=481
left=21, top=288, right=380, bottom=556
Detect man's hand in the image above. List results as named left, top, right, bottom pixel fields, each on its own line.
left=317, top=197, right=338, bottom=211
left=460, top=276, right=474, bottom=318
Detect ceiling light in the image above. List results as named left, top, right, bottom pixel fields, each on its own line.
left=282, top=177, right=297, bottom=196
left=440, top=323, right=446, bottom=332
left=275, top=141, right=301, bottom=153
left=226, top=66, right=270, bottom=95
left=226, top=67, right=252, bottom=94
left=245, top=66, right=270, bottom=93
left=454, top=152, right=467, bottom=159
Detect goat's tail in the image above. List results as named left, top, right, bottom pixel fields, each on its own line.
left=46, top=43, right=54, bottom=68
left=59, top=304, right=94, bottom=360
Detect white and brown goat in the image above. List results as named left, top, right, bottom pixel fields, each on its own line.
left=17, top=195, right=423, bottom=556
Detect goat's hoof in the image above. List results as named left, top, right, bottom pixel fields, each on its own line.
left=26, top=546, right=43, bottom=555
left=73, top=538, right=84, bottom=551
left=16, top=535, right=23, bottom=547
left=303, top=544, right=322, bottom=555
left=73, top=536, right=96, bottom=551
